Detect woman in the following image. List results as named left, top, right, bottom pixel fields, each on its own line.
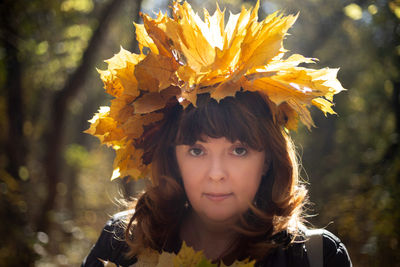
left=83, top=1, right=351, bottom=266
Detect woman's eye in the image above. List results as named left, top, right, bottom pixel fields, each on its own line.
left=232, top=147, right=248, bottom=156
left=189, top=147, right=204, bottom=156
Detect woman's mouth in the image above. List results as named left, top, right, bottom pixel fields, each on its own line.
left=203, top=192, right=233, bottom=202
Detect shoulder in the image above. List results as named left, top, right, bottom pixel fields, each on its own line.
left=257, top=229, right=352, bottom=267
left=319, top=229, right=352, bottom=267
left=303, top=228, right=352, bottom=267
left=81, top=210, right=137, bottom=267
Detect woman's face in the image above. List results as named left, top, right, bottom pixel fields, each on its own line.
left=175, top=137, right=266, bottom=224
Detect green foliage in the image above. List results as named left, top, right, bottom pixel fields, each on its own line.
left=65, top=144, right=91, bottom=169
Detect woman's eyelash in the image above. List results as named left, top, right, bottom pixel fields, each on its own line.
left=189, top=147, right=204, bottom=156
left=187, top=143, right=249, bottom=157
left=232, top=146, right=248, bottom=156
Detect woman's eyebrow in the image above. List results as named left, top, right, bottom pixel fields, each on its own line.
left=193, top=140, right=207, bottom=145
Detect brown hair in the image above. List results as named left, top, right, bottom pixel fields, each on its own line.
left=125, top=91, right=307, bottom=261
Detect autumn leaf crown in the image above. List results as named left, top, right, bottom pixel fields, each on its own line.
left=86, top=0, right=345, bottom=180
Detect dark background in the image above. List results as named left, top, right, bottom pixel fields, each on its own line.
left=1, top=0, right=399, bottom=265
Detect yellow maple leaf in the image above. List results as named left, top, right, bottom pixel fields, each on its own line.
left=210, top=80, right=241, bottom=102
left=174, top=241, right=205, bottom=266
left=135, top=52, right=179, bottom=92
left=99, top=47, right=144, bottom=98
left=221, top=258, right=256, bottom=267
left=312, top=97, right=336, bottom=116
left=133, top=86, right=181, bottom=114
left=232, top=11, right=298, bottom=82
left=141, top=11, right=174, bottom=58
left=133, top=92, right=168, bottom=114
left=112, top=141, right=149, bottom=180
left=173, top=2, right=216, bottom=70
left=121, top=113, right=164, bottom=140
left=277, top=102, right=300, bottom=131
left=97, top=69, right=124, bottom=97
left=134, top=22, right=159, bottom=54
left=109, top=94, right=136, bottom=123
left=84, top=106, right=125, bottom=147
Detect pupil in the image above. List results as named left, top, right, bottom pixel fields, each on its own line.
left=192, top=148, right=201, bottom=155
left=235, top=148, right=245, bottom=155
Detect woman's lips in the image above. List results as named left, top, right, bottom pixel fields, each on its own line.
left=203, top=192, right=233, bottom=202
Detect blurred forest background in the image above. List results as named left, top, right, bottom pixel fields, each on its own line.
left=0, top=0, right=399, bottom=266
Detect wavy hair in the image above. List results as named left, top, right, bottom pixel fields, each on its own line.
left=124, top=91, right=307, bottom=262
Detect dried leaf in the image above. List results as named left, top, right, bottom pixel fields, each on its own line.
left=122, top=113, right=164, bottom=139
left=173, top=242, right=205, bottom=266
left=210, top=81, right=240, bottom=102
left=134, top=23, right=159, bottom=54
left=286, top=99, right=315, bottom=130
left=221, top=258, right=256, bottom=267
left=109, top=94, right=135, bottom=123
left=235, top=12, right=298, bottom=79
left=133, top=93, right=167, bottom=114
left=277, top=102, right=299, bottom=131
left=84, top=107, right=125, bottom=146
left=141, top=12, right=174, bottom=58
left=133, top=86, right=181, bottom=114
left=114, top=61, right=140, bottom=98
left=135, top=52, right=179, bottom=92
left=98, top=47, right=144, bottom=99
left=172, top=1, right=216, bottom=71
left=112, top=141, right=148, bottom=180
left=97, top=69, right=123, bottom=97
left=312, top=97, right=336, bottom=115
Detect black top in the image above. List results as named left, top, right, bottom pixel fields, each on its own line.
left=82, top=213, right=352, bottom=267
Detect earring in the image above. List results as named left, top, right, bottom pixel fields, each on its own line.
left=184, top=201, right=189, bottom=209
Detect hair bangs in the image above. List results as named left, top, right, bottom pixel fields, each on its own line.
left=175, top=93, right=268, bottom=151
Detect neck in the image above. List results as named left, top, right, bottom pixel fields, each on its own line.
left=180, top=210, right=238, bottom=261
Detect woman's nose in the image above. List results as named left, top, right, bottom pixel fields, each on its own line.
left=207, top=156, right=227, bottom=181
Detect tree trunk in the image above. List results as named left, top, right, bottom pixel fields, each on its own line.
left=1, top=1, right=36, bottom=265
left=2, top=6, right=26, bottom=181
left=37, top=0, right=126, bottom=232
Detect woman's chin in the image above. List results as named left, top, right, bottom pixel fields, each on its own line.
left=199, top=210, right=240, bottom=225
